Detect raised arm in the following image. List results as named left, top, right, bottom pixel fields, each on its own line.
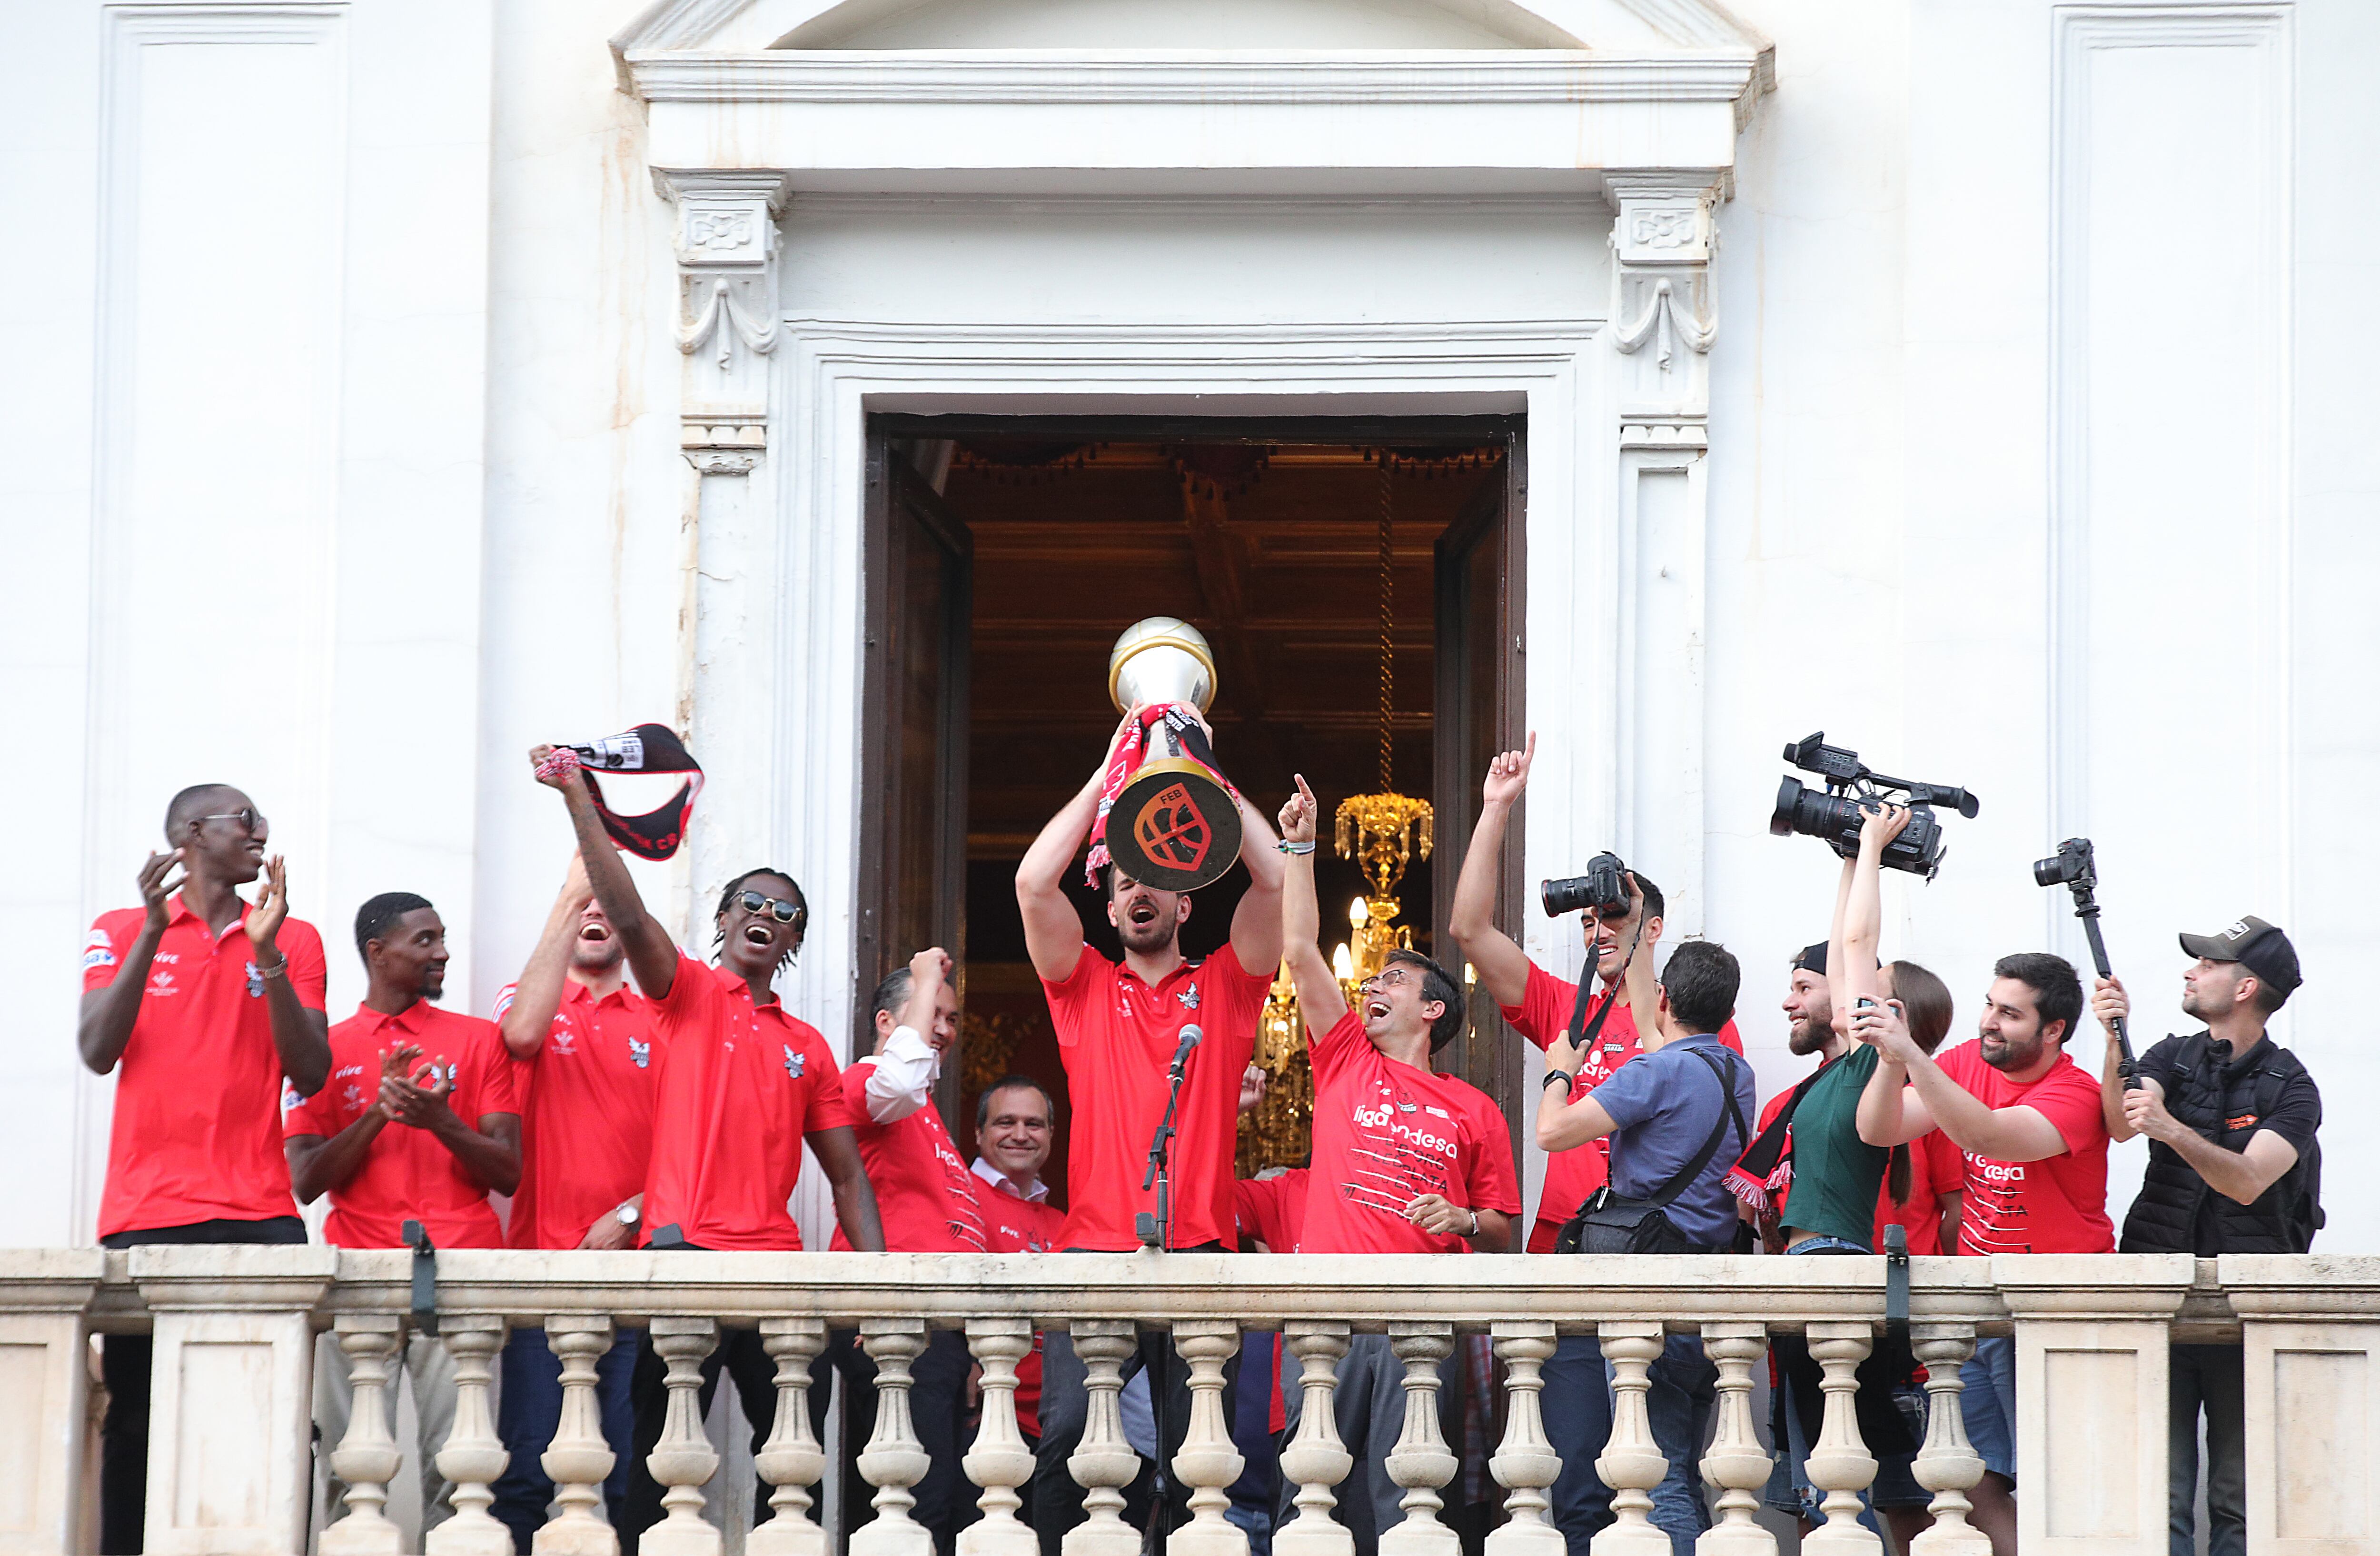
left=1831, top=806, right=1907, bottom=1017
left=1277, top=776, right=1349, bottom=1035
left=501, top=855, right=594, bottom=1060
left=1015, top=710, right=1139, bottom=983
left=532, top=745, right=679, bottom=1000
left=2091, top=975, right=2142, bottom=1139
left=1447, top=736, right=1536, bottom=1010
left=78, top=851, right=182, bottom=1075
left=1852, top=1002, right=2067, bottom=1161
left=1229, top=793, right=1286, bottom=976
left=243, top=855, right=333, bottom=1095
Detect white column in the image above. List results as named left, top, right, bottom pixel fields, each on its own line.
left=534, top=1316, right=620, bottom=1556
left=132, top=1246, right=335, bottom=1556
left=426, top=1317, right=510, bottom=1556
left=1484, top=1322, right=1561, bottom=1556
left=1801, top=1322, right=1881, bottom=1555
left=751, top=1317, right=830, bottom=1556
left=959, top=1318, right=1037, bottom=1556
left=645, top=1317, right=723, bottom=1556
left=0, top=1251, right=101, bottom=1556
left=1698, top=1322, right=1776, bottom=1556
left=1907, top=1323, right=1990, bottom=1556
left=1063, top=1321, right=1142, bottom=1556
left=853, top=1318, right=935, bottom=1556
left=320, top=1314, right=404, bottom=1555
left=1591, top=1321, right=1668, bottom=1556
left=1276, top=1323, right=1355, bottom=1556
left=1378, top=1323, right=1458, bottom=1556
left=1170, top=1321, right=1249, bottom=1556
left=2222, top=1253, right=2380, bottom=1556
left=1998, top=1254, right=2193, bottom=1556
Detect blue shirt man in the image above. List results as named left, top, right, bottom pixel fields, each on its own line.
left=1592, top=1030, right=1755, bottom=1248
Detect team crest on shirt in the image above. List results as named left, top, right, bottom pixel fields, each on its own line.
left=782, top=1044, right=805, bottom=1079
left=1177, top=986, right=1200, bottom=1010
left=147, top=969, right=177, bottom=997
left=550, top=1024, right=578, bottom=1056
left=628, top=1037, right=651, bottom=1069
left=245, top=961, right=264, bottom=998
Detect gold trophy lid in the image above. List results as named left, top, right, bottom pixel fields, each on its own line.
left=1107, top=617, right=1218, bottom=714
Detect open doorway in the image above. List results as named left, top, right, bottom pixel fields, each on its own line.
left=856, top=415, right=1525, bottom=1206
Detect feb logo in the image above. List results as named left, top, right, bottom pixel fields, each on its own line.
left=1133, top=782, right=1212, bottom=875
left=628, top=1037, right=651, bottom=1069
left=782, top=1044, right=805, bottom=1079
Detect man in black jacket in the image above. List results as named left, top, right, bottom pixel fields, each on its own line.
left=2092, top=915, right=2320, bottom=1556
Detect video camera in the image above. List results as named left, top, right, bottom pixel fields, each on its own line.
left=1543, top=852, right=1630, bottom=918
left=1769, top=732, right=1980, bottom=879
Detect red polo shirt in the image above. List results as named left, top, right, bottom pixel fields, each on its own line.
left=85, top=895, right=328, bottom=1238
left=830, top=1064, right=988, bottom=1252
left=495, top=978, right=661, bottom=1250
left=283, top=1002, right=518, bottom=1249
left=981, top=1181, right=1065, bottom=1438
left=1502, top=960, right=1743, bottom=1253
left=640, top=954, right=852, bottom=1251
left=1043, top=942, right=1270, bottom=1251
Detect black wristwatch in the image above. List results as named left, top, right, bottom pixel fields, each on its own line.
left=1543, top=1069, right=1575, bottom=1090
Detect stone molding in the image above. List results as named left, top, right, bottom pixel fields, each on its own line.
left=1606, top=170, right=1726, bottom=426
left=655, top=168, right=795, bottom=479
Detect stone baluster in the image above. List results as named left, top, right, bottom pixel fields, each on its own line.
left=1170, top=1321, right=1249, bottom=1556
left=1590, top=1320, right=1669, bottom=1555
left=426, top=1316, right=511, bottom=1556
left=1802, top=1322, right=1882, bottom=1553
left=535, top=1315, right=621, bottom=1556
left=1483, top=1322, right=1561, bottom=1556
left=750, top=1317, right=831, bottom=1556
left=321, top=1312, right=406, bottom=1556
left=1906, top=1324, right=1990, bottom=1555
left=853, top=1317, right=935, bottom=1556
left=1698, top=1323, right=1778, bottom=1556
left=959, top=1318, right=1038, bottom=1556
left=1378, top=1322, right=1458, bottom=1556
left=1063, top=1320, right=1144, bottom=1556
left=1275, top=1322, right=1355, bottom=1556
left=646, top=1317, right=724, bottom=1556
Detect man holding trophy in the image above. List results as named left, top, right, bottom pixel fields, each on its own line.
left=1014, top=618, right=1288, bottom=1556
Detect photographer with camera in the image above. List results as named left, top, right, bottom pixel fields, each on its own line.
left=2092, top=916, right=2320, bottom=1556
left=1448, top=736, right=1744, bottom=1552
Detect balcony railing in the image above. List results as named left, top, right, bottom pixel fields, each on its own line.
left=2, top=1248, right=2375, bottom=1555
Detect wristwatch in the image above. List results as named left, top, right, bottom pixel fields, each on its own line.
left=615, top=1203, right=641, bottom=1228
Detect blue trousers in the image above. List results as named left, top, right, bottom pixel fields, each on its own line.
left=1541, top=1335, right=1616, bottom=1554
left=491, top=1326, right=640, bottom=1553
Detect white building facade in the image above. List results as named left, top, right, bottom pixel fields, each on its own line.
left=5, top=0, right=2376, bottom=1257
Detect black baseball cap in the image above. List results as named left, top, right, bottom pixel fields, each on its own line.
left=2178, top=916, right=2302, bottom=995
left=1792, top=942, right=1828, bottom=974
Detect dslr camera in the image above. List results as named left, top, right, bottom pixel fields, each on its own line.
left=2032, top=836, right=2096, bottom=891
left=1543, top=852, right=1632, bottom=918
left=1769, top=732, right=1980, bottom=879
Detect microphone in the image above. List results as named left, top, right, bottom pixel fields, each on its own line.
left=1169, top=1024, right=1203, bottom=1082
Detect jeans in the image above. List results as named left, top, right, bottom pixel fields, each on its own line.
left=490, top=1326, right=639, bottom=1552
left=2170, top=1344, right=2245, bottom=1556
left=96, top=1215, right=309, bottom=1556
left=1614, top=1334, right=1715, bottom=1556
left=1959, top=1337, right=2017, bottom=1484
left=1540, top=1335, right=1616, bottom=1553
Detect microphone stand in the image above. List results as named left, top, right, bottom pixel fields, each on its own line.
left=1136, top=1034, right=1195, bottom=1556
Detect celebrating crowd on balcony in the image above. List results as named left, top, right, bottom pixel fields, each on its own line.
left=79, top=716, right=2322, bottom=1556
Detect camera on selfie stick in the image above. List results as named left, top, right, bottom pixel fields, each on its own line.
left=2035, top=837, right=2138, bottom=1090
left=1769, top=732, right=1981, bottom=879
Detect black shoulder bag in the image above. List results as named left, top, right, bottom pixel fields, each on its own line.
left=1557, top=1046, right=1747, bottom=1255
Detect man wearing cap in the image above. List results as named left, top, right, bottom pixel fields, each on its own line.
left=2091, top=917, right=2321, bottom=1556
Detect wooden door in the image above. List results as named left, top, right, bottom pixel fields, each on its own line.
left=856, top=436, right=973, bottom=1117
left=1432, top=433, right=1527, bottom=1161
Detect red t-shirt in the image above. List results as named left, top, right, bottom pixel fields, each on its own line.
left=1934, top=1040, right=2113, bottom=1255
left=85, top=896, right=328, bottom=1238
left=1874, top=1128, right=1964, bottom=1257
left=283, top=1002, right=519, bottom=1249
left=641, top=954, right=853, bottom=1251
left=981, top=1184, right=1065, bottom=1437
left=830, top=1065, right=988, bottom=1253
left=1298, top=1012, right=1520, bottom=1256
left=1042, top=943, right=1270, bottom=1250
left=1234, top=1169, right=1310, bottom=1252
left=496, top=979, right=660, bottom=1250
left=1502, top=961, right=1744, bottom=1252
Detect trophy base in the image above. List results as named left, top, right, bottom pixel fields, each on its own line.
left=1102, top=757, right=1243, bottom=893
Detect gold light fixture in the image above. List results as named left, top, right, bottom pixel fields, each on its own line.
left=1334, top=451, right=1433, bottom=974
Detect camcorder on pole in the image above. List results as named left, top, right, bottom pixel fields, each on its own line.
left=2035, top=837, right=2138, bottom=1090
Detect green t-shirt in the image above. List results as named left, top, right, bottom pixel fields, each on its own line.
left=1784, top=1045, right=1889, bottom=1247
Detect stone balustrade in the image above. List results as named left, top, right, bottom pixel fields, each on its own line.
left=2, top=1248, right=2375, bottom=1555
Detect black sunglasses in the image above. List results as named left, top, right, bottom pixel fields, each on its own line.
left=737, top=890, right=802, bottom=925
left=192, top=808, right=267, bottom=835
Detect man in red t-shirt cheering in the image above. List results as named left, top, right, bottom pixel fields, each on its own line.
left=487, top=855, right=660, bottom=1548
left=530, top=744, right=884, bottom=1548
left=1445, top=738, right=1742, bottom=1552
left=79, top=785, right=331, bottom=1556
left=1277, top=775, right=1518, bottom=1549
left=285, top=892, right=523, bottom=1535
left=1854, top=950, right=2108, bottom=1556
left=1013, top=706, right=1285, bottom=1555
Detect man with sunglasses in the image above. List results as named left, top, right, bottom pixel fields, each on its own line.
left=78, top=785, right=331, bottom=1555
left=531, top=746, right=883, bottom=1548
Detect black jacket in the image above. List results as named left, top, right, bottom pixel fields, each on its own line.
left=2118, top=1031, right=2321, bottom=1256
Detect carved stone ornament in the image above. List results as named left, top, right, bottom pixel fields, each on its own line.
left=654, top=169, right=795, bottom=476
left=1606, top=173, right=1726, bottom=420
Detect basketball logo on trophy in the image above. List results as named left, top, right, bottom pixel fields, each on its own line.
left=1086, top=618, right=1245, bottom=893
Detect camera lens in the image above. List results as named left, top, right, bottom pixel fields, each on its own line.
left=1770, top=778, right=1807, bottom=837
left=1542, top=876, right=1591, bottom=918
left=2031, top=856, right=2063, bottom=888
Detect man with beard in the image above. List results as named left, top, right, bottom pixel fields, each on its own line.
left=286, top=892, right=523, bottom=1534
left=529, top=744, right=884, bottom=1550
left=1854, top=949, right=2109, bottom=1556
left=1445, top=737, right=1741, bottom=1552
left=487, top=855, right=659, bottom=1548
left=79, top=785, right=332, bottom=1554
left=1014, top=706, right=1285, bottom=1556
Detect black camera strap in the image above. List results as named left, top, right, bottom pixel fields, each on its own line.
left=1561, top=915, right=1649, bottom=1059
